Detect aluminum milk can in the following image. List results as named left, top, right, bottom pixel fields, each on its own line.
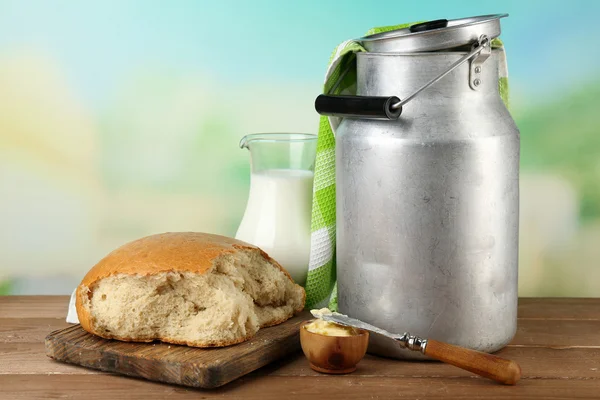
left=315, top=15, right=519, bottom=359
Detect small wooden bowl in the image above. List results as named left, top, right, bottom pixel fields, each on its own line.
left=299, top=320, right=369, bottom=374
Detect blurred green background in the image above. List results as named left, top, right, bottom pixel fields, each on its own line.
left=0, top=0, right=598, bottom=296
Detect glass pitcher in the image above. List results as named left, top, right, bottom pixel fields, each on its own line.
left=235, top=133, right=318, bottom=286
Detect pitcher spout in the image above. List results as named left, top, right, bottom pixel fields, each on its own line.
left=239, top=135, right=251, bottom=149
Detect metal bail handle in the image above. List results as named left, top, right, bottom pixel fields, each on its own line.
left=314, top=35, right=491, bottom=120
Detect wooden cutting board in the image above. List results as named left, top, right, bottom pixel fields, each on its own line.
left=45, top=311, right=311, bottom=388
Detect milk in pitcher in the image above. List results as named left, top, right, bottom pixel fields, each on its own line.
left=235, top=169, right=314, bottom=286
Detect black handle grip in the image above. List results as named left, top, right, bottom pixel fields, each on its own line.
left=314, top=95, right=402, bottom=120
left=409, top=19, right=448, bottom=33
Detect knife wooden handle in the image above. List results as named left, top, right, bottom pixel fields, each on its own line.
left=423, top=339, right=521, bottom=385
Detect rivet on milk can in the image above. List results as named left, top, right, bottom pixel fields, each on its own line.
left=315, top=14, right=519, bottom=360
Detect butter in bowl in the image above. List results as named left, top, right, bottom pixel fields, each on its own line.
left=299, top=308, right=369, bottom=374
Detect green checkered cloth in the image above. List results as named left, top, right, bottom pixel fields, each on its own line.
left=304, top=23, right=510, bottom=310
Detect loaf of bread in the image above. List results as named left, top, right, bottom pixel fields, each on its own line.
left=75, top=232, right=305, bottom=347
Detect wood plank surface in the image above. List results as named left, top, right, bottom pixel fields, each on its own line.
left=2, top=374, right=600, bottom=400
left=268, top=347, right=600, bottom=380
left=0, top=318, right=69, bottom=343
left=1, top=296, right=600, bottom=399
left=3, top=342, right=600, bottom=379
left=511, top=319, right=600, bottom=347
left=518, top=297, right=600, bottom=320
left=0, top=296, right=69, bottom=319
left=0, top=342, right=107, bottom=375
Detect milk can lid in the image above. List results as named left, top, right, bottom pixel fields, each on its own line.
left=358, top=14, right=507, bottom=53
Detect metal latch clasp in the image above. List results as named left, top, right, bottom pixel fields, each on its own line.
left=469, top=35, right=492, bottom=90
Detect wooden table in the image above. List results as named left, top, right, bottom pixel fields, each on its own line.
left=1, top=296, right=599, bottom=399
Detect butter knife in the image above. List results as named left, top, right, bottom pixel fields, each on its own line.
left=316, top=311, right=521, bottom=385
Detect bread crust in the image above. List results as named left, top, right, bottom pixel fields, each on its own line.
left=75, top=232, right=306, bottom=347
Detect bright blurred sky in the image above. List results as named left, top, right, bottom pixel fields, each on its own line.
left=0, top=0, right=596, bottom=107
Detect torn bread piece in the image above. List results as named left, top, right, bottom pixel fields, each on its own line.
left=75, top=232, right=305, bottom=347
